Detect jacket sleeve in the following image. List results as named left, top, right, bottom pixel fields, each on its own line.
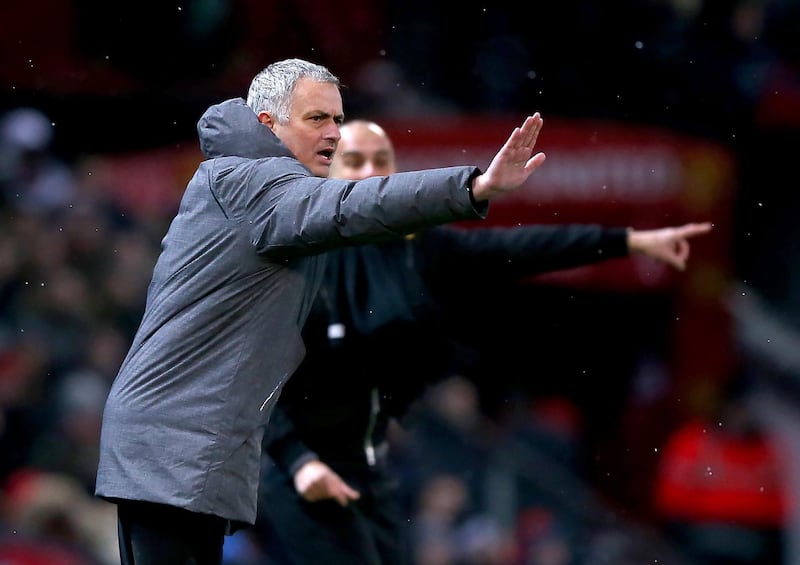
left=262, top=398, right=319, bottom=477
left=418, top=223, right=629, bottom=283
left=218, top=161, right=487, bottom=259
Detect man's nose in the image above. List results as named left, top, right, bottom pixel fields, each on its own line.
left=324, top=122, right=341, bottom=141
left=361, top=162, right=377, bottom=178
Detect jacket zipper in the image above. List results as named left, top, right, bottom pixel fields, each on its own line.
left=364, top=387, right=380, bottom=466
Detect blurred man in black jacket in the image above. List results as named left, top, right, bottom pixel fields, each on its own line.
left=257, top=120, right=711, bottom=565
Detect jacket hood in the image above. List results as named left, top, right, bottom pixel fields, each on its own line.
left=197, top=97, right=295, bottom=160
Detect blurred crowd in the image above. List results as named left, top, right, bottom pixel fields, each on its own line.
left=0, top=0, right=799, bottom=564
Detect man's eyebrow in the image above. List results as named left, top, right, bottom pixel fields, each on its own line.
left=304, top=110, right=344, bottom=121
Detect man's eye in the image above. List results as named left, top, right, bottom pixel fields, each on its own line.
left=344, top=157, right=365, bottom=168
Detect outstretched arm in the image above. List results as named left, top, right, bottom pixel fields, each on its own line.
left=471, top=114, right=547, bottom=201
left=627, top=222, right=713, bottom=271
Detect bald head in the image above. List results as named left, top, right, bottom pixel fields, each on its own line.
left=329, top=120, right=397, bottom=180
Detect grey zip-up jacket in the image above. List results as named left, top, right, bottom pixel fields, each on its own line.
left=95, top=98, right=487, bottom=525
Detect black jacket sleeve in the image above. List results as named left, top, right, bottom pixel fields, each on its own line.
left=263, top=398, right=319, bottom=477
left=417, top=223, right=629, bottom=283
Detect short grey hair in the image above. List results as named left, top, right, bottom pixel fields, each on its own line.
left=246, top=58, right=340, bottom=125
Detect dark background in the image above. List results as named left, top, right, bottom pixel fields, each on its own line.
left=2, top=0, right=799, bottom=310
left=1, top=1, right=799, bottom=560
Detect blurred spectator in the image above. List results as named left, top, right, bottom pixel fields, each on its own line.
left=389, top=375, right=521, bottom=564
left=1, top=468, right=118, bottom=564
left=0, top=107, right=77, bottom=218
left=410, top=473, right=513, bottom=565
left=0, top=332, right=52, bottom=483
left=393, top=375, right=504, bottom=516
left=27, top=334, right=120, bottom=494
left=652, top=373, right=787, bottom=564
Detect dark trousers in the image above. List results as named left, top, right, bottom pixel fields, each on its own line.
left=116, top=500, right=227, bottom=565
left=257, top=468, right=410, bottom=565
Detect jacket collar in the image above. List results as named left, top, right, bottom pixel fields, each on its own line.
left=197, top=97, right=295, bottom=160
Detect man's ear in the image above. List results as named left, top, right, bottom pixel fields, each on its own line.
left=257, top=111, right=277, bottom=131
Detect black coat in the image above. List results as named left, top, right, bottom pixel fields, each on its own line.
left=262, top=223, right=629, bottom=479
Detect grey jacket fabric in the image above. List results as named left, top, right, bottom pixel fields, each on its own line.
left=95, top=98, right=487, bottom=525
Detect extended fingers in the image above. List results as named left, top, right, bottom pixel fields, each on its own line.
left=676, top=222, right=713, bottom=239
left=506, top=114, right=542, bottom=152
left=520, top=113, right=543, bottom=148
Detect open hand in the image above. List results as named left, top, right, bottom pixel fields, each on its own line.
left=471, top=113, right=547, bottom=202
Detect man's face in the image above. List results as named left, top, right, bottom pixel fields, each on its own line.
left=329, top=122, right=396, bottom=180
left=267, top=78, right=344, bottom=178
